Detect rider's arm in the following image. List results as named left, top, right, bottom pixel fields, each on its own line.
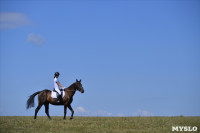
left=56, top=81, right=64, bottom=89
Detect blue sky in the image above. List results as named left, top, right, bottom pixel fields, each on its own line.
left=0, top=0, right=199, bottom=117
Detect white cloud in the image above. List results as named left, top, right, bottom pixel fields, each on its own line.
left=0, top=12, right=32, bottom=29
left=75, top=106, right=112, bottom=116
left=75, top=106, right=90, bottom=116
left=27, top=33, right=46, bottom=45
left=76, top=106, right=87, bottom=113
left=132, top=109, right=153, bottom=116
left=75, top=107, right=153, bottom=117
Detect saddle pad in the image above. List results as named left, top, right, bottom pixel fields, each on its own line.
left=51, top=91, right=65, bottom=98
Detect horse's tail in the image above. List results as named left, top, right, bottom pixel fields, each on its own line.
left=26, top=91, right=42, bottom=109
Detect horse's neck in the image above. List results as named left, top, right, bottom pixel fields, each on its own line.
left=68, top=83, right=76, bottom=90
left=66, top=83, right=76, bottom=97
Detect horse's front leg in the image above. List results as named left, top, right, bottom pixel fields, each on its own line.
left=64, top=104, right=67, bottom=120
left=68, top=104, right=74, bottom=120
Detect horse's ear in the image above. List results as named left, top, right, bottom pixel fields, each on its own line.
left=80, top=79, right=81, bottom=82
left=76, top=79, right=78, bottom=82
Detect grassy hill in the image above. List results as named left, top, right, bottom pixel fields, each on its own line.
left=0, top=116, right=199, bottom=133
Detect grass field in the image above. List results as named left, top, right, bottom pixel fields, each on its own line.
left=0, top=116, right=199, bottom=133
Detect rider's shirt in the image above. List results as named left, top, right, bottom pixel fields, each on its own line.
left=54, top=77, right=60, bottom=89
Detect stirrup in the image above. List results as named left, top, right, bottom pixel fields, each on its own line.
left=57, top=95, right=62, bottom=102
left=57, top=96, right=60, bottom=102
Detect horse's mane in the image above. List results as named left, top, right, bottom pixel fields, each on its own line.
left=66, top=82, right=76, bottom=90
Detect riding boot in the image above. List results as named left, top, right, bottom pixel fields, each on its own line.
left=57, top=95, right=61, bottom=102
left=57, top=95, right=62, bottom=103
left=59, top=95, right=62, bottom=102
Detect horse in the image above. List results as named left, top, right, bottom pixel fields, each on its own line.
left=26, top=79, right=84, bottom=120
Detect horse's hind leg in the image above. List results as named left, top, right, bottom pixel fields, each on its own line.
left=44, top=103, right=51, bottom=120
left=34, top=104, right=43, bottom=119
left=68, top=104, right=74, bottom=120
left=34, top=92, right=45, bottom=119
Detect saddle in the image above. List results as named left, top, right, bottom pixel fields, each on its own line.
left=51, top=89, right=65, bottom=99
left=53, top=89, right=64, bottom=92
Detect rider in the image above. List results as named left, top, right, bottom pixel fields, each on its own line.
left=54, top=72, right=65, bottom=102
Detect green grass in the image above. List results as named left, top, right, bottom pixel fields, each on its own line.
left=0, top=116, right=200, bottom=133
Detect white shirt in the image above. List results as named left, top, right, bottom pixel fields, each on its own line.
left=54, top=77, right=60, bottom=89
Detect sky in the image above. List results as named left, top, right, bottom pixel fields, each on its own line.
left=0, top=0, right=200, bottom=117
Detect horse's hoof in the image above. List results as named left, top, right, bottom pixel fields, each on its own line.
left=70, top=117, right=73, bottom=120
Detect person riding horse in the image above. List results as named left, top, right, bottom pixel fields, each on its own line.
left=27, top=79, right=84, bottom=120
left=54, top=72, right=65, bottom=102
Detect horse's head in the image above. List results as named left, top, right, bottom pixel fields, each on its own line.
left=75, top=79, right=84, bottom=93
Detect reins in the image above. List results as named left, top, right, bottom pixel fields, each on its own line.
left=64, top=88, right=76, bottom=92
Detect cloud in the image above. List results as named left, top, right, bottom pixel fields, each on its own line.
left=75, top=106, right=112, bottom=116
left=132, top=109, right=153, bottom=116
left=75, top=106, right=89, bottom=116
left=75, top=107, right=153, bottom=117
left=76, top=106, right=87, bottom=113
left=27, top=33, right=46, bottom=45
left=0, top=12, right=32, bottom=29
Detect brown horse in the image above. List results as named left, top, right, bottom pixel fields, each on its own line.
left=26, top=79, right=84, bottom=120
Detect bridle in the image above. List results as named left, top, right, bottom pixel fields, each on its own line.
left=64, top=86, right=83, bottom=92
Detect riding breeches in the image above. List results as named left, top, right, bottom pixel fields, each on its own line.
left=55, top=87, right=61, bottom=95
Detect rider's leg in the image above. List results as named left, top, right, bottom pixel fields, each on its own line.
left=55, top=87, right=61, bottom=102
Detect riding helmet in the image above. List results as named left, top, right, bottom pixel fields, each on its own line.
left=54, top=72, right=60, bottom=76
